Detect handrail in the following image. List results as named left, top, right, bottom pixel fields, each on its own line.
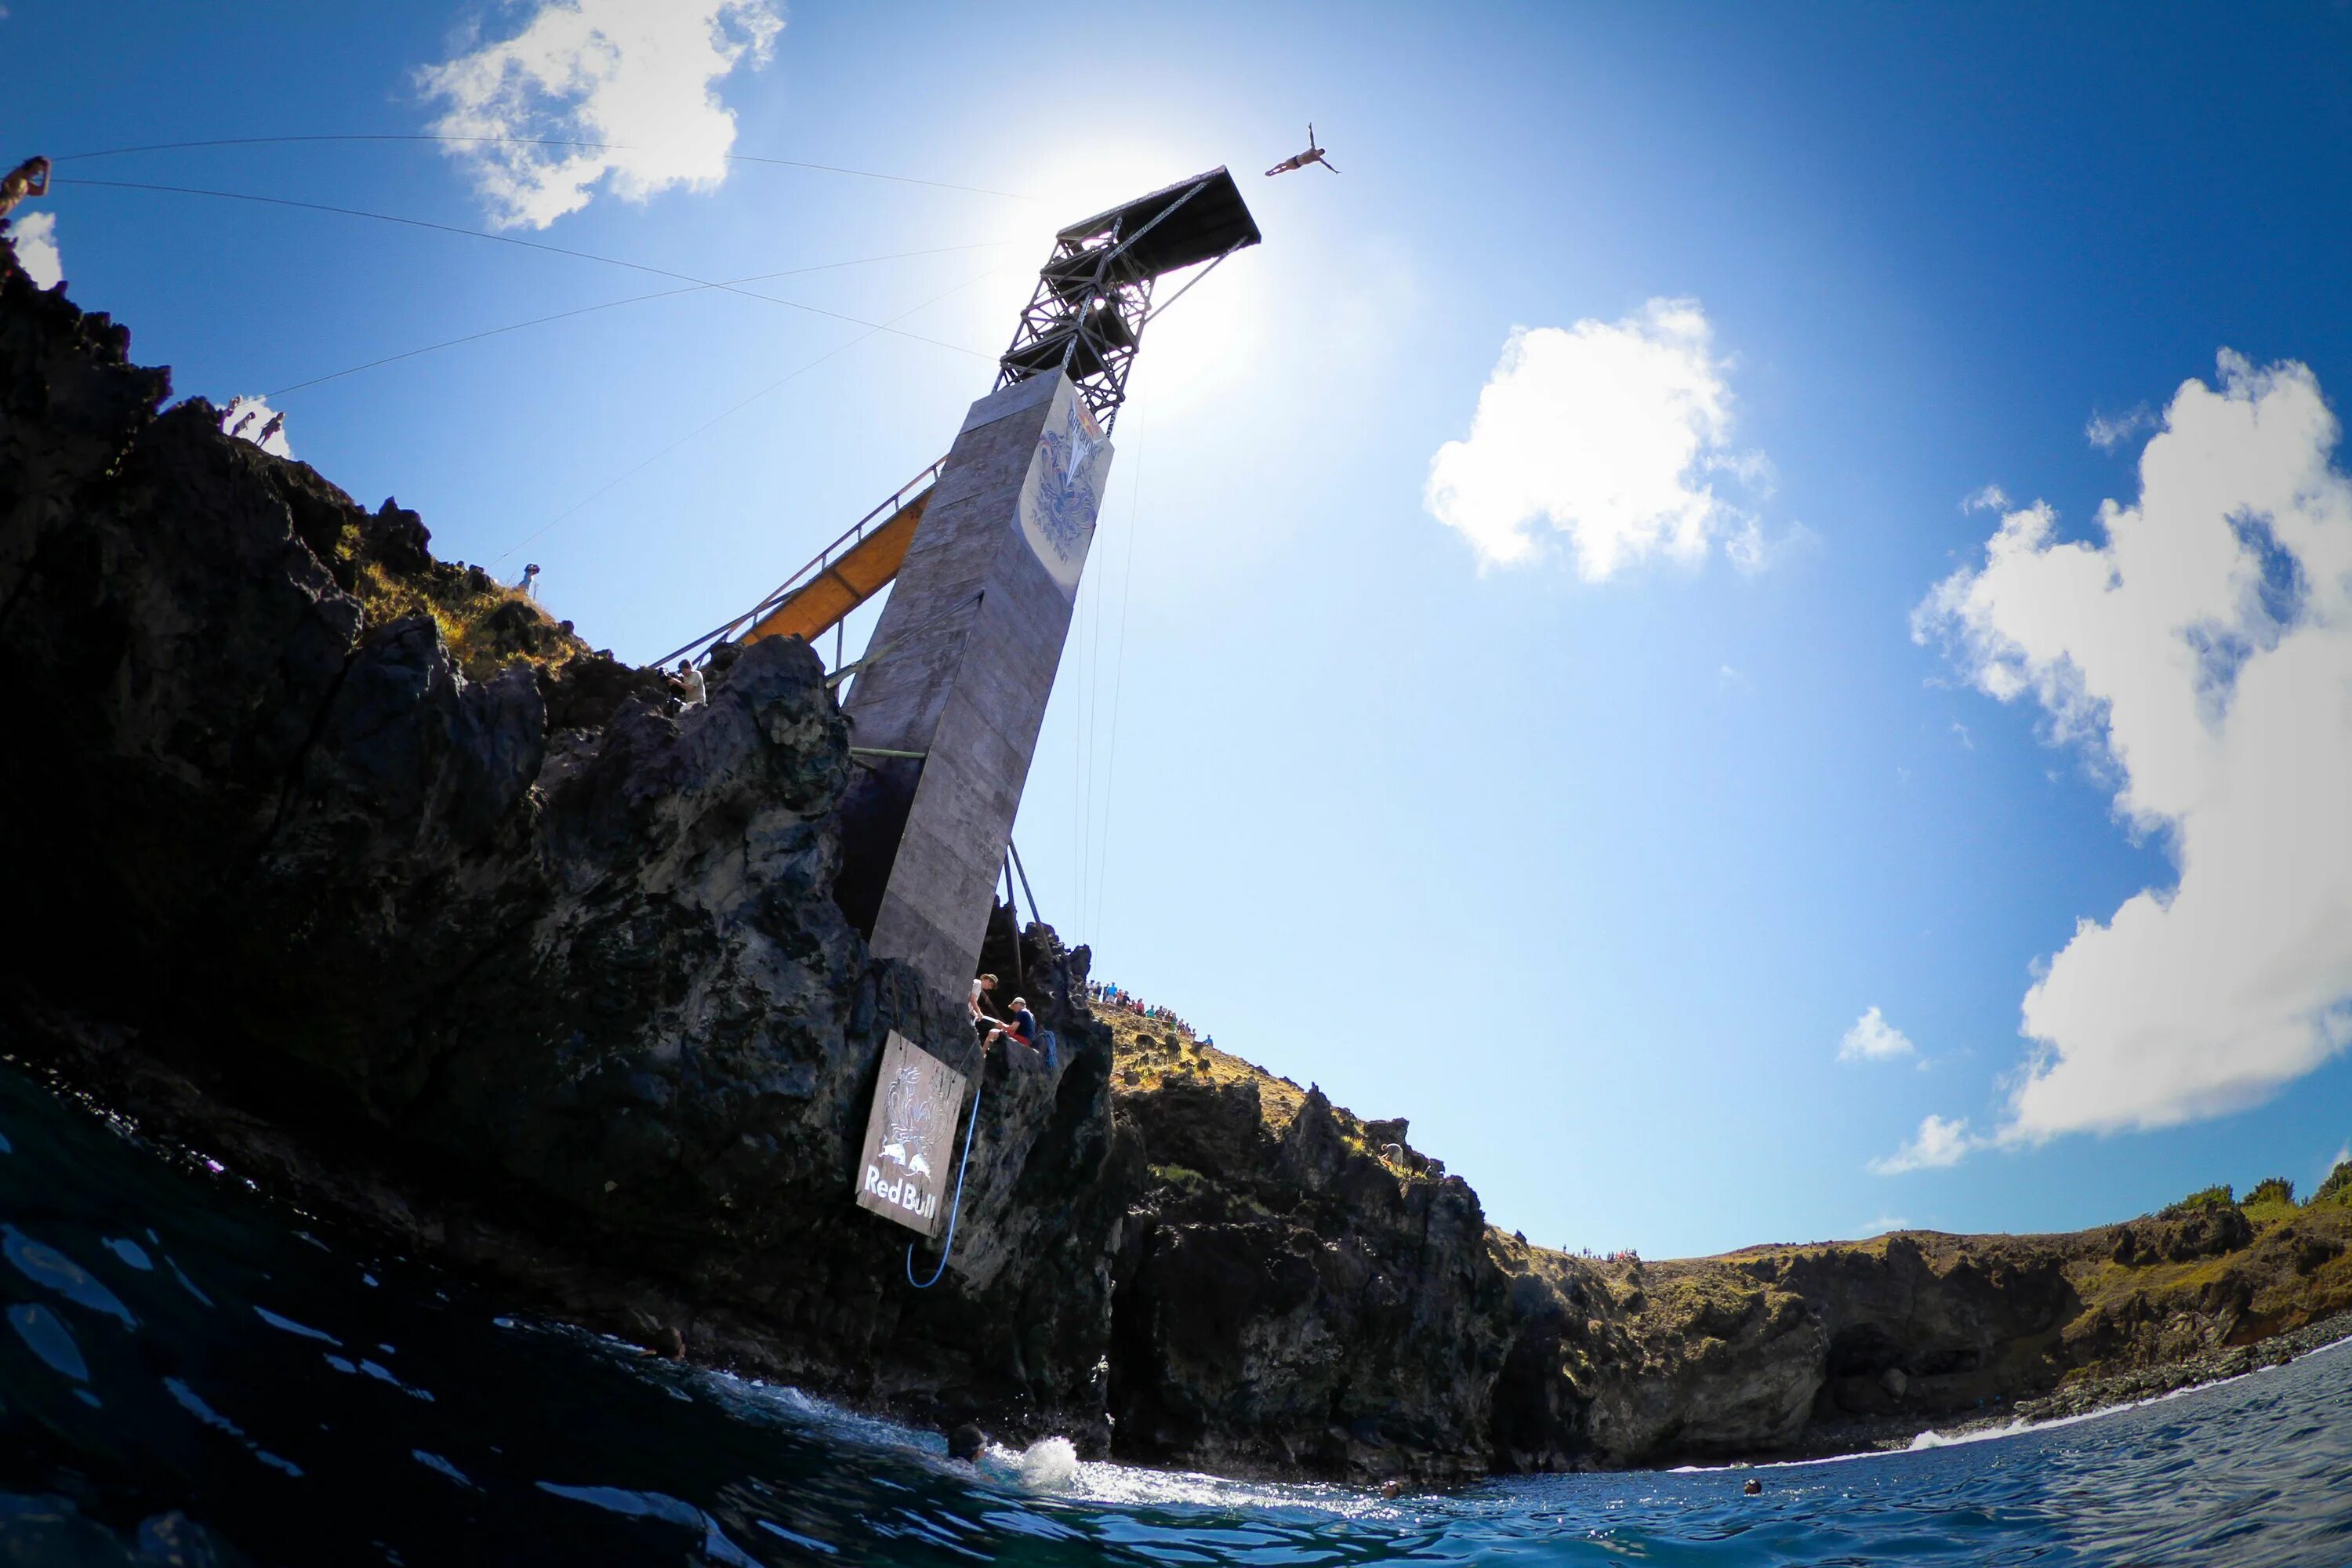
left=651, top=456, right=946, bottom=669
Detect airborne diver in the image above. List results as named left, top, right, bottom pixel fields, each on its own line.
left=1265, top=125, right=1340, bottom=176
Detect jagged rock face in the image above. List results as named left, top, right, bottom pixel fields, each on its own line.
left=1734, top=1236, right=2081, bottom=1421
left=0, top=252, right=1123, bottom=1444
left=1484, top=1246, right=1824, bottom=1469
left=1107, top=1078, right=1508, bottom=1483
left=2106, top=1207, right=2255, bottom=1266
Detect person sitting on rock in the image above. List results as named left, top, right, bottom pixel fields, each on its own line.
left=985, top=996, right=1036, bottom=1055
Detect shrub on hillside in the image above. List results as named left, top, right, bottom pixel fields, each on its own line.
left=2314, top=1162, right=2352, bottom=1209
left=2158, top=1183, right=2237, bottom=1220
left=2245, top=1176, right=2296, bottom=1208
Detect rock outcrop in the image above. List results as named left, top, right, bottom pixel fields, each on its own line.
left=1109, top=1069, right=1508, bottom=1481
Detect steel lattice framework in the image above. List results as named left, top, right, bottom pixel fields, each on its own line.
left=995, top=167, right=1261, bottom=433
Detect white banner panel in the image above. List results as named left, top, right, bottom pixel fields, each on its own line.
left=852, top=1031, right=969, bottom=1237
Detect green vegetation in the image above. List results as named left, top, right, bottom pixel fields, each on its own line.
left=2246, top=1177, right=2295, bottom=1206
left=2314, top=1160, right=2352, bottom=1210
left=2158, top=1183, right=2236, bottom=1220
left=2243, top=1176, right=2298, bottom=1224
left=350, top=557, right=586, bottom=683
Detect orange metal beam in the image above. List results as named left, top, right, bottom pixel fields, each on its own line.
left=742, top=491, right=930, bottom=648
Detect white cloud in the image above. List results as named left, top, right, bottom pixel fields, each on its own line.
left=1840, top=1005, right=1918, bottom=1064
left=1870, top=1113, right=1976, bottom=1174
left=8, top=210, right=60, bottom=289
left=1962, top=484, right=2010, bottom=514
left=1425, top=299, right=1768, bottom=578
left=2086, top=405, right=2157, bottom=452
left=1918, top=352, right=2352, bottom=1141
left=418, top=0, right=782, bottom=230
left=1856, top=1215, right=1912, bottom=1237
left=219, top=395, right=293, bottom=459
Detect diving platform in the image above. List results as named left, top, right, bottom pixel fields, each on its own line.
left=668, top=167, right=1262, bottom=1010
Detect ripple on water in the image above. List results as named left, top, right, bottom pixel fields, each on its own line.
left=5, top=1226, right=136, bottom=1327
left=6, top=1302, right=88, bottom=1381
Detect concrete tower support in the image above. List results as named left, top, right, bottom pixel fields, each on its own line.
left=835, top=370, right=1111, bottom=1003
left=817, top=168, right=1258, bottom=1010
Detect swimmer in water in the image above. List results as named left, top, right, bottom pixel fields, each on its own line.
left=1744, top=1477, right=1762, bottom=1495
left=948, top=1423, right=985, bottom=1464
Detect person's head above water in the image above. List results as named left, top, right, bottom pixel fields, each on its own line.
left=948, top=1423, right=984, bottom=1464
left=1744, top=1478, right=1762, bottom=1496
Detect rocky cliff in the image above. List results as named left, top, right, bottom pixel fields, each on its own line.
left=0, top=242, right=1124, bottom=1449
left=1098, top=1007, right=2352, bottom=1475
left=7, top=244, right=2350, bottom=1489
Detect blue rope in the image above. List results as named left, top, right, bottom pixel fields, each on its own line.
left=906, top=1064, right=984, bottom=1289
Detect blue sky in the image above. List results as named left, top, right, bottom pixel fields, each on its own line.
left=9, top=2, right=2352, bottom=1257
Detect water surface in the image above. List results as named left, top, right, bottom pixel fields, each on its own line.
left=3, top=1063, right=2347, bottom=1566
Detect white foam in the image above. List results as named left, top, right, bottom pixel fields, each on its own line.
left=1016, top=1436, right=1079, bottom=1491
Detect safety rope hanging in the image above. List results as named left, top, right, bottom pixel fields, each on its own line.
left=906, top=1068, right=984, bottom=1290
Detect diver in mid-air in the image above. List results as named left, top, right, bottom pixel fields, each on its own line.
left=1265, top=125, right=1339, bottom=176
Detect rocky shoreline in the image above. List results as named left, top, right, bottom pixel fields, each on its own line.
left=5, top=240, right=2350, bottom=1486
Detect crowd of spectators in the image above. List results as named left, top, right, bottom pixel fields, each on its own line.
left=1085, top=982, right=1213, bottom=1048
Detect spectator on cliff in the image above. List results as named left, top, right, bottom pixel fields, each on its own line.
left=517, top=562, right=541, bottom=598
left=970, top=973, right=1003, bottom=1040
left=674, top=659, right=706, bottom=708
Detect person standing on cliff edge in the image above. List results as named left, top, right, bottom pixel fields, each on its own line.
left=971, top=973, right=1004, bottom=1043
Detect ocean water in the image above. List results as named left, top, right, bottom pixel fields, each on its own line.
left=4, top=1062, right=2350, bottom=1568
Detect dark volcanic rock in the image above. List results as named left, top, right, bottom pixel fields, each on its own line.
left=0, top=242, right=1123, bottom=1446
left=1109, top=1081, right=1508, bottom=1483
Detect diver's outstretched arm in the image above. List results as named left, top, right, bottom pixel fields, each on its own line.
left=1319, top=155, right=1341, bottom=173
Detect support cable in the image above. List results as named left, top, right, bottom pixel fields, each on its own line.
left=53, top=133, right=1037, bottom=202
left=487, top=264, right=1004, bottom=568
left=49, top=176, right=992, bottom=359
left=1140, top=238, right=1248, bottom=328
left=1008, top=840, right=1044, bottom=931
left=269, top=239, right=1012, bottom=398
left=1091, top=403, right=1146, bottom=942
left=1003, top=856, right=1025, bottom=996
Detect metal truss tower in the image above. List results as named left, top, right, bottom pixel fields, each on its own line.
left=993, top=168, right=1262, bottom=433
